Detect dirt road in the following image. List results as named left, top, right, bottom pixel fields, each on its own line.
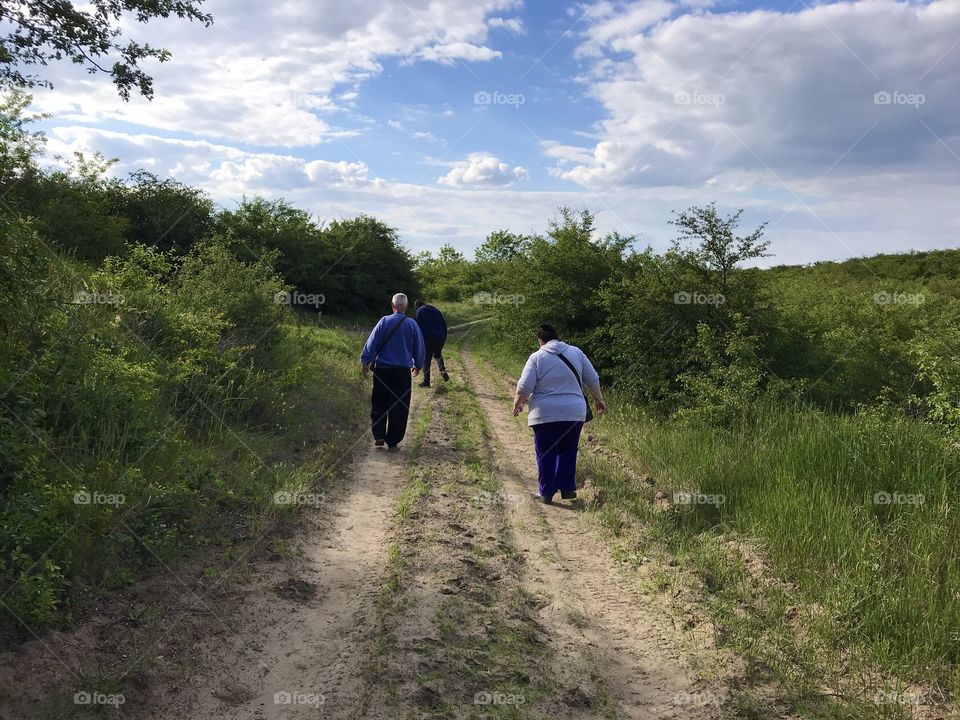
left=1, top=348, right=727, bottom=719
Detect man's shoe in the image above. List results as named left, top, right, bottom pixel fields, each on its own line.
left=418, top=381, right=430, bottom=387
left=441, top=371, right=450, bottom=382
left=374, top=438, right=385, bottom=446
left=532, top=492, right=553, bottom=505
left=561, top=490, right=577, bottom=500
left=387, top=445, right=400, bottom=453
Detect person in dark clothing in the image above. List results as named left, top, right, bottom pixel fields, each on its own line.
left=360, top=293, right=426, bottom=452
left=413, top=299, right=450, bottom=387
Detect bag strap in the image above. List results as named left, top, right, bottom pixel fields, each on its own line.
left=374, top=315, right=408, bottom=363
left=556, top=352, right=583, bottom=388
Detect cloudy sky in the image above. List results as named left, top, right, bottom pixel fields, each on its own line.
left=28, top=0, right=960, bottom=265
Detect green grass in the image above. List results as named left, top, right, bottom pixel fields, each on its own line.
left=592, top=403, right=960, bottom=687
left=0, top=318, right=369, bottom=635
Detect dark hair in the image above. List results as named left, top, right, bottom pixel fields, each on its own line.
left=414, top=299, right=425, bottom=309
left=537, top=323, right=558, bottom=342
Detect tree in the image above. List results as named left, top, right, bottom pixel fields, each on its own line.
left=0, top=89, right=45, bottom=191
left=415, top=244, right=478, bottom=301
left=474, top=229, right=525, bottom=263
left=0, top=0, right=213, bottom=100
left=114, top=170, right=214, bottom=254
left=669, top=203, right=769, bottom=295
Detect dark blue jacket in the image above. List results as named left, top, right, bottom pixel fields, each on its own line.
left=415, top=304, right=447, bottom=342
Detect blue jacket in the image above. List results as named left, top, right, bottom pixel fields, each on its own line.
left=361, top=312, right=426, bottom=369
left=414, top=303, right=447, bottom=342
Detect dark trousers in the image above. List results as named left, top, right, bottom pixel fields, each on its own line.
left=532, top=421, right=584, bottom=499
left=422, top=337, right=446, bottom=385
left=371, top=366, right=412, bottom=446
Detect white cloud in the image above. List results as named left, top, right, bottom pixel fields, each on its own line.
left=29, top=0, right=518, bottom=148
left=552, top=0, right=960, bottom=192
left=410, top=42, right=502, bottom=64
left=437, top=153, right=528, bottom=187
left=46, top=126, right=371, bottom=198
left=489, top=16, right=527, bottom=34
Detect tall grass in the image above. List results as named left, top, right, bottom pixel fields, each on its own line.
left=603, top=402, right=960, bottom=684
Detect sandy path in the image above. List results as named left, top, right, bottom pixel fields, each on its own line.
left=128, top=390, right=423, bottom=720
left=461, top=350, right=723, bottom=720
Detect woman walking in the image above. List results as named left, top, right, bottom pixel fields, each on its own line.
left=512, top=324, right=606, bottom=504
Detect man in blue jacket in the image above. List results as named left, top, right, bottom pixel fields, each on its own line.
left=413, top=299, right=450, bottom=387
left=361, top=293, right=426, bottom=452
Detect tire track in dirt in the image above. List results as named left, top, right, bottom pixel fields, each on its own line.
left=461, top=350, right=724, bottom=720
left=127, top=390, right=425, bottom=720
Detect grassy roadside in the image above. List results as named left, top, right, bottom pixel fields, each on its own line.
left=363, top=342, right=562, bottom=719
left=468, top=330, right=957, bottom=719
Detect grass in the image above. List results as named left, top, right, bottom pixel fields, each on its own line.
left=470, top=328, right=960, bottom=714
left=0, top=317, right=370, bottom=639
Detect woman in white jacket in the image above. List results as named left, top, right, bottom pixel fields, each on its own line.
left=512, top=324, right=606, bottom=504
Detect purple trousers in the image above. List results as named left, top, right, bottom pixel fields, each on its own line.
left=532, top=421, right=584, bottom=499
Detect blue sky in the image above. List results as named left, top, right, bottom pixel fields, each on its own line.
left=28, top=0, right=960, bottom=265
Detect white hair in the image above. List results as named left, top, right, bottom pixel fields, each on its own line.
left=391, top=293, right=408, bottom=308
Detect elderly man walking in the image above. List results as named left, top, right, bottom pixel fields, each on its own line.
left=361, top=293, right=426, bottom=452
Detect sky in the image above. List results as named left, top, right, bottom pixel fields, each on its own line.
left=25, top=0, right=960, bottom=266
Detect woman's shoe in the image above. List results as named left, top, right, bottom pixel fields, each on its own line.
left=374, top=438, right=385, bottom=446
left=532, top=492, right=553, bottom=504
left=560, top=490, right=577, bottom=500
left=441, top=371, right=450, bottom=382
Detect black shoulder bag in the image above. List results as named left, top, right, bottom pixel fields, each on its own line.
left=556, top=352, right=594, bottom=423
left=372, top=316, right=408, bottom=368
